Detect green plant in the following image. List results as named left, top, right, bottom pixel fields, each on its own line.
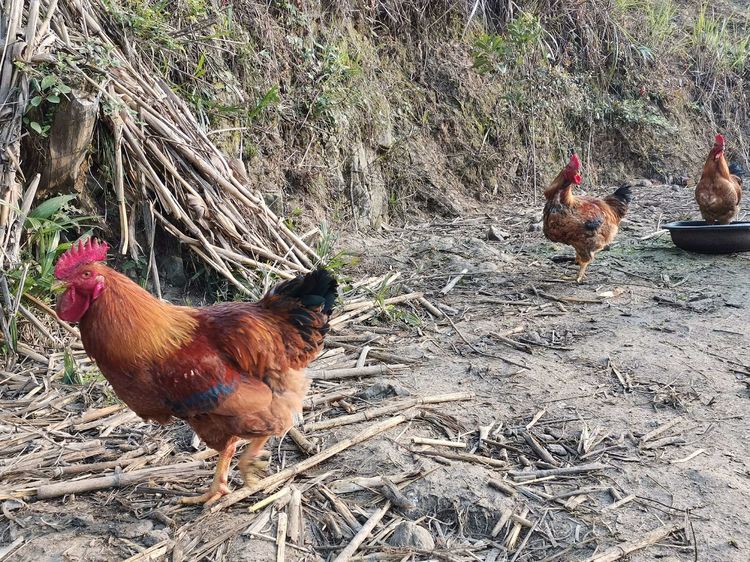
left=23, top=73, right=73, bottom=137
left=10, top=195, right=97, bottom=297
left=472, top=12, right=544, bottom=75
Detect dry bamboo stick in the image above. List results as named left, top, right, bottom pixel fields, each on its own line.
left=309, top=364, right=403, bottom=381
left=410, top=437, right=466, bottom=448
left=111, top=108, right=128, bottom=254
left=639, top=418, right=681, bottom=444
left=491, top=508, right=514, bottom=538
left=287, top=427, right=318, bottom=455
left=275, top=512, right=287, bottom=562
left=332, top=501, right=391, bottom=562
left=601, top=494, right=636, bottom=511
left=581, top=523, right=683, bottom=562
left=521, top=431, right=560, bottom=466
left=488, top=478, right=517, bottom=497
left=248, top=487, right=290, bottom=513
left=320, top=486, right=362, bottom=532
left=35, top=461, right=205, bottom=499
left=304, top=392, right=472, bottom=432
left=510, top=463, right=607, bottom=480
left=414, top=449, right=507, bottom=468
left=327, top=342, right=419, bottom=364
left=330, top=293, right=423, bottom=326
left=209, top=414, right=414, bottom=513
left=121, top=540, right=173, bottom=562
left=287, top=487, right=303, bottom=544
left=505, top=507, right=529, bottom=550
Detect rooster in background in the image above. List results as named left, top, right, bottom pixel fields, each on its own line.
left=54, top=239, right=337, bottom=505
left=543, top=154, right=632, bottom=282
left=695, top=134, right=742, bottom=224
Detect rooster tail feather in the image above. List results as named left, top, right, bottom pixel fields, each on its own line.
left=266, top=267, right=338, bottom=316
left=605, top=185, right=632, bottom=220
left=611, top=185, right=632, bottom=204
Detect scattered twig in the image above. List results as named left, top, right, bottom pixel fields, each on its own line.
left=332, top=501, right=391, bottom=562
left=581, top=523, right=683, bottom=562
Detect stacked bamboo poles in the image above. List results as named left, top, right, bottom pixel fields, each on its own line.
left=1, top=0, right=322, bottom=298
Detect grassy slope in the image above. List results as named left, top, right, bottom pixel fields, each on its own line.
left=52, top=0, right=750, bottom=225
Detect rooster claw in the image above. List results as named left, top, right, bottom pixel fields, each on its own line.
left=177, top=483, right=231, bottom=506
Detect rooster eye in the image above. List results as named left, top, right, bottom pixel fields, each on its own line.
left=82, top=271, right=91, bottom=278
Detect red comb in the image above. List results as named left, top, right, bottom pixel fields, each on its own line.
left=714, top=134, right=725, bottom=146
left=54, top=238, right=109, bottom=280
left=568, top=153, right=581, bottom=170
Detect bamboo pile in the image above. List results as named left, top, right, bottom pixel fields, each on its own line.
left=1, top=0, right=321, bottom=296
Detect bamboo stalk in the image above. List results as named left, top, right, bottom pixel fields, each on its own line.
left=304, top=392, right=472, bottom=432
left=332, top=501, right=391, bottom=562
left=111, top=109, right=128, bottom=254
left=35, top=461, right=205, bottom=499
left=309, top=364, right=403, bottom=381
left=275, top=512, right=287, bottom=562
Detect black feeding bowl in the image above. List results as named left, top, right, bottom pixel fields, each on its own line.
left=662, top=221, right=750, bottom=254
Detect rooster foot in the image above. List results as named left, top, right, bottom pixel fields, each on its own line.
left=178, top=482, right=231, bottom=506
left=239, top=449, right=271, bottom=486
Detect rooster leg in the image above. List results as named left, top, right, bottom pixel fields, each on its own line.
left=179, top=438, right=237, bottom=505
left=576, top=260, right=591, bottom=283
left=238, top=436, right=271, bottom=486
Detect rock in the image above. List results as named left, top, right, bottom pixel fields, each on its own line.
left=143, top=529, right=171, bottom=547
left=487, top=225, right=510, bottom=241
left=71, top=514, right=96, bottom=527
left=528, top=221, right=543, bottom=232
left=547, top=444, right=568, bottom=456
left=263, top=191, right=284, bottom=216
left=358, top=382, right=407, bottom=401
left=159, top=255, right=187, bottom=288
left=623, top=178, right=653, bottom=188
left=387, top=521, right=435, bottom=550
left=375, top=101, right=394, bottom=150
left=114, top=519, right=153, bottom=539
left=350, top=140, right=388, bottom=228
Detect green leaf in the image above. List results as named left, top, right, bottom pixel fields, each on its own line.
left=30, top=121, right=43, bottom=134
left=28, top=194, right=77, bottom=220
left=194, top=52, right=206, bottom=78
left=57, top=84, right=72, bottom=94
left=30, top=96, right=43, bottom=107
left=47, top=95, right=61, bottom=104
left=41, top=75, right=56, bottom=90
left=62, top=348, right=81, bottom=385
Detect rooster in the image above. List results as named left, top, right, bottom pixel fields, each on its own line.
left=54, top=239, right=337, bottom=505
left=543, top=154, right=631, bottom=282
left=695, top=134, right=742, bottom=224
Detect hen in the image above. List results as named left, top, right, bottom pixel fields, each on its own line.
left=55, top=239, right=337, bottom=505
left=695, top=134, right=742, bottom=224
left=543, top=154, right=631, bottom=282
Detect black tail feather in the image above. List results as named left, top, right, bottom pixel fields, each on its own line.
left=270, top=267, right=338, bottom=315
left=611, top=185, right=632, bottom=204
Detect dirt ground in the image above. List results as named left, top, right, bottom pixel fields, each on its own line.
left=2, top=181, right=749, bottom=561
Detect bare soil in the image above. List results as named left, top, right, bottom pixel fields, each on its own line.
left=2, top=181, right=749, bottom=561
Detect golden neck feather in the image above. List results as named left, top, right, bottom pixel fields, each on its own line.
left=80, top=266, right=198, bottom=366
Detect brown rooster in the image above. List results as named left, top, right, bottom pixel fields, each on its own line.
left=54, top=239, right=337, bottom=505
left=695, top=134, right=742, bottom=224
left=543, top=154, right=632, bottom=282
